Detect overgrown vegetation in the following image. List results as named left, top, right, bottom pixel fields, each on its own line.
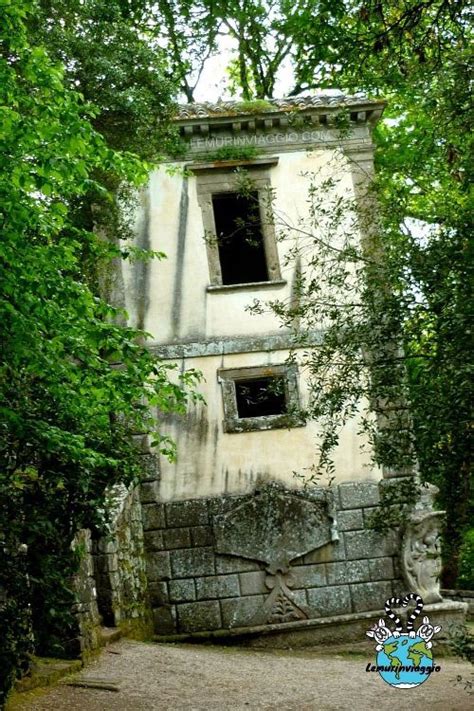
left=368, top=480, right=423, bottom=534
left=447, top=623, right=474, bottom=665
left=205, top=146, right=259, bottom=162
left=233, top=99, right=274, bottom=113
left=457, top=529, right=474, bottom=590
left=0, top=1, right=198, bottom=703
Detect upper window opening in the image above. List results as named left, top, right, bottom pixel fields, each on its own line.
left=235, top=376, right=287, bottom=418
left=195, top=167, right=282, bottom=288
left=212, top=191, right=268, bottom=285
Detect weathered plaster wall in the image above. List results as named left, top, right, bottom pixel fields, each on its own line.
left=123, top=149, right=356, bottom=344
left=157, top=349, right=379, bottom=501
left=120, top=145, right=381, bottom=500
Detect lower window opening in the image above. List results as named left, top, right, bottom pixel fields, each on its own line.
left=235, top=376, right=287, bottom=418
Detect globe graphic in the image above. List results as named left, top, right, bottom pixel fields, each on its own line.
left=376, top=633, right=434, bottom=688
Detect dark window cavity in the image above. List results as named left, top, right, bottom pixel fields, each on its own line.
left=212, top=191, right=268, bottom=285
left=218, top=364, right=304, bottom=433
left=235, top=377, right=287, bottom=418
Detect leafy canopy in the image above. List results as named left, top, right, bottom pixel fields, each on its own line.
left=0, top=0, right=200, bottom=693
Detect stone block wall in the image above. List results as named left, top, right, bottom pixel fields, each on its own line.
left=71, top=529, right=101, bottom=654
left=141, top=481, right=405, bottom=637
left=72, top=479, right=154, bottom=655
left=93, top=483, right=152, bottom=635
left=441, top=590, right=474, bottom=619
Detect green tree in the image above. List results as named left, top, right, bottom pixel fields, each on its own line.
left=326, top=1, right=473, bottom=585
left=0, top=0, right=199, bottom=700
left=154, top=1, right=348, bottom=101
left=31, top=0, right=177, bottom=158
left=153, top=0, right=219, bottom=102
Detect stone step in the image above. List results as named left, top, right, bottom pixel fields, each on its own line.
left=13, top=658, right=83, bottom=695
left=98, top=626, right=123, bottom=647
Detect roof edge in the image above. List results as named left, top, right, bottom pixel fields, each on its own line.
left=175, top=94, right=386, bottom=124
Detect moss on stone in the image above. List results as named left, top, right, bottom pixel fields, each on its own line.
left=233, top=99, right=274, bottom=114
left=205, top=146, right=259, bottom=162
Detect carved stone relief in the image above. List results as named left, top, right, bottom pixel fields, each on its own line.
left=213, top=483, right=338, bottom=574
left=263, top=572, right=308, bottom=624
left=401, top=509, right=444, bottom=604
left=213, top=483, right=337, bottom=624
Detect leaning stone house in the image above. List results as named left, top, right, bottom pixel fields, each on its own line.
left=75, top=95, right=465, bottom=651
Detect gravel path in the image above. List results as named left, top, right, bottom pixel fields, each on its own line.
left=12, top=639, right=473, bottom=711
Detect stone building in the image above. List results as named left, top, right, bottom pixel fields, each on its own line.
left=82, top=95, right=464, bottom=648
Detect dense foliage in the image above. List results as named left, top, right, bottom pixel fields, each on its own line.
left=316, top=1, right=472, bottom=585
left=0, top=0, right=198, bottom=702
left=30, top=0, right=177, bottom=158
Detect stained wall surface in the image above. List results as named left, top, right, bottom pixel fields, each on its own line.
left=122, top=139, right=382, bottom=501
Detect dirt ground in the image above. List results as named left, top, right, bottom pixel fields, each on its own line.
left=11, top=639, right=474, bottom=711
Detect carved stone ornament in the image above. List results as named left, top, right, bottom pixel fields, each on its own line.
left=213, top=482, right=338, bottom=575
left=262, top=572, right=308, bottom=624
left=401, top=510, right=445, bottom=604
left=213, top=483, right=338, bottom=625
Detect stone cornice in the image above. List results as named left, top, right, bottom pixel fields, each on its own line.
left=187, top=156, right=279, bottom=172
left=173, top=94, right=385, bottom=158
left=148, top=331, right=324, bottom=359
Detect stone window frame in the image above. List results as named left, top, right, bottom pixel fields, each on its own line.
left=217, top=363, right=304, bottom=434
left=192, top=161, right=283, bottom=290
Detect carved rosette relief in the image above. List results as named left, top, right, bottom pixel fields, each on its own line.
left=213, top=483, right=338, bottom=625
left=401, top=509, right=444, bottom=604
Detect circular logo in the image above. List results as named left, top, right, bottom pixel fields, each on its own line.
left=376, top=633, right=434, bottom=689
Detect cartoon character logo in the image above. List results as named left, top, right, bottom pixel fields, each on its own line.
left=366, top=594, right=442, bottom=689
